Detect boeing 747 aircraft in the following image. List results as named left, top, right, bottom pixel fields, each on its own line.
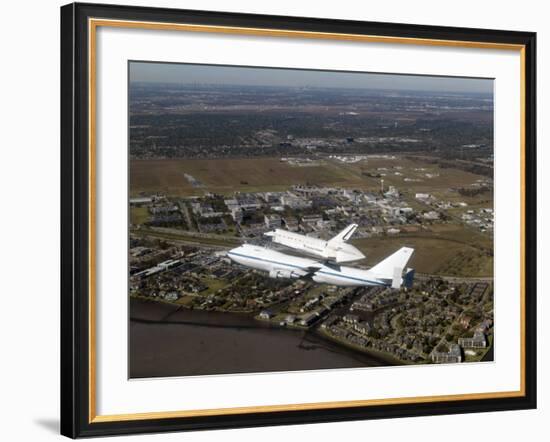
left=264, top=223, right=365, bottom=263
left=228, top=243, right=415, bottom=289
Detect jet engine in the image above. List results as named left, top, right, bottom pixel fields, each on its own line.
left=268, top=269, right=298, bottom=279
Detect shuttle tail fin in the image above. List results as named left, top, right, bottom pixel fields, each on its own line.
left=328, top=224, right=358, bottom=245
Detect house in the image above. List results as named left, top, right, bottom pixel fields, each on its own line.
left=354, top=321, right=371, bottom=335
left=300, top=312, right=319, bottom=326
left=415, top=193, right=431, bottom=201
left=258, top=310, right=274, bottom=320
left=224, top=198, right=240, bottom=211
left=285, top=314, right=296, bottom=324
left=459, top=315, right=473, bottom=328
left=301, top=214, right=323, bottom=225
left=342, top=314, right=359, bottom=324
left=423, top=211, right=440, bottom=220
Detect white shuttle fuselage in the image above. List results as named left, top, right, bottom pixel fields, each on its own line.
left=228, top=244, right=414, bottom=288
left=264, top=223, right=365, bottom=263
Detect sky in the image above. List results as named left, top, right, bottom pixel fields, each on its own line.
left=129, top=61, right=493, bottom=95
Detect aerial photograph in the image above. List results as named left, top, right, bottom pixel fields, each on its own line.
left=128, top=61, right=494, bottom=378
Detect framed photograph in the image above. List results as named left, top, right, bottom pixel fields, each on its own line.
left=60, top=2, right=536, bottom=438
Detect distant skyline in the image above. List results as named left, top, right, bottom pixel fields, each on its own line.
left=130, top=61, right=493, bottom=95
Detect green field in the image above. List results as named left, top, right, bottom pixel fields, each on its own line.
left=352, top=225, right=493, bottom=277
left=130, top=156, right=490, bottom=205
left=130, top=157, right=366, bottom=196
left=131, top=227, right=243, bottom=247
left=130, top=206, right=150, bottom=225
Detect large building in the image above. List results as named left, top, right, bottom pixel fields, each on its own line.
left=281, top=193, right=312, bottom=209
left=458, top=332, right=487, bottom=348
left=431, top=344, right=462, bottom=363
left=282, top=216, right=299, bottom=232
left=264, top=214, right=282, bottom=229
left=301, top=214, right=323, bottom=226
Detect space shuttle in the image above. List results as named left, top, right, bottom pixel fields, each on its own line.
left=264, top=223, right=365, bottom=263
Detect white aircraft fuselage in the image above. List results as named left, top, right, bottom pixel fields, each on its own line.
left=228, top=244, right=413, bottom=288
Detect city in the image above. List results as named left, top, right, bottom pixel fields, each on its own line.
left=130, top=160, right=494, bottom=369
left=128, top=63, right=494, bottom=377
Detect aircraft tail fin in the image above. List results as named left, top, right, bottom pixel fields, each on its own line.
left=328, top=224, right=358, bottom=244
left=370, top=247, right=414, bottom=286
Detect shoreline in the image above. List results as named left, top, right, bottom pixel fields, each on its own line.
left=317, top=328, right=407, bottom=366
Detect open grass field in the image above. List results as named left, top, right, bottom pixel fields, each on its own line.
left=343, top=157, right=492, bottom=203
left=199, top=276, right=230, bottom=296
left=131, top=227, right=243, bottom=247
left=130, top=206, right=150, bottom=225
left=130, top=157, right=366, bottom=196
left=352, top=225, right=493, bottom=277
left=130, top=156, right=491, bottom=206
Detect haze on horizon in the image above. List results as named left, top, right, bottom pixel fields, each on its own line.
left=130, top=61, right=493, bottom=95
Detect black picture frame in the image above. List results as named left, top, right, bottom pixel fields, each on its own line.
left=60, top=2, right=537, bottom=438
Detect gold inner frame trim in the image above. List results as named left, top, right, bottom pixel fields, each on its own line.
left=90, top=18, right=525, bottom=50
left=88, top=17, right=527, bottom=424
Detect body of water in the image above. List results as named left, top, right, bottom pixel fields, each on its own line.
left=129, top=298, right=392, bottom=378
